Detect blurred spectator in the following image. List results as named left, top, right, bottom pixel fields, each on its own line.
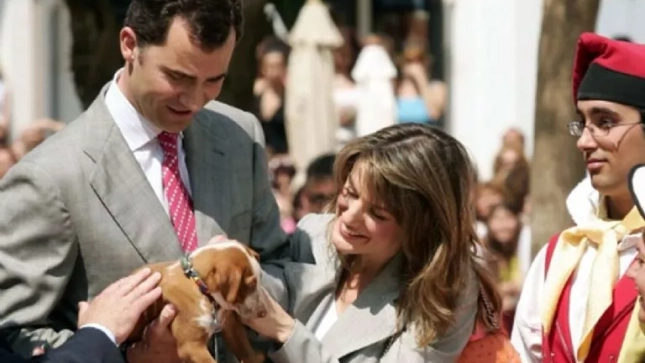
left=469, top=164, right=480, bottom=205
left=475, top=181, right=505, bottom=238
left=253, top=36, right=290, bottom=157
left=0, top=147, right=15, bottom=178
left=405, top=9, right=430, bottom=48
left=492, top=145, right=530, bottom=213
left=269, top=155, right=297, bottom=233
left=482, top=203, right=524, bottom=333
left=493, top=146, right=525, bottom=177
left=521, top=195, right=531, bottom=224
left=9, top=118, right=65, bottom=160
left=362, top=33, right=396, bottom=60
left=333, top=27, right=360, bottom=149
left=0, top=120, right=7, bottom=147
left=10, top=140, right=28, bottom=161
left=0, top=67, right=11, bottom=128
left=25, top=118, right=64, bottom=148
left=501, top=128, right=525, bottom=153
left=292, top=186, right=306, bottom=222
left=502, top=161, right=530, bottom=214
left=395, top=41, right=447, bottom=125
left=297, top=153, right=336, bottom=219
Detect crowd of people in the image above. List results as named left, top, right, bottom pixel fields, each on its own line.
left=2, top=1, right=645, bottom=363
left=251, top=17, right=447, bottom=170
left=0, top=117, right=65, bottom=179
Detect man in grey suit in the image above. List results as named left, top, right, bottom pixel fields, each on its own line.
left=0, top=1, right=287, bottom=362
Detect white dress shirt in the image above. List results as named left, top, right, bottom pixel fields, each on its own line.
left=79, top=323, right=117, bottom=346
left=311, top=294, right=339, bottom=340
left=104, top=69, right=192, bottom=214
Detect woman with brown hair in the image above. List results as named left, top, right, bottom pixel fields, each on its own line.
left=481, top=203, right=524, bottom=332
left=491, top=146, right=530, bottom=213
left=395, top=42, right=447, bottom=125
left=242, top=123, right=514, bottom=362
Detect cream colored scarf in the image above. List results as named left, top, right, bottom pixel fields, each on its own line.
left=540, top=205, right=645, bottom=361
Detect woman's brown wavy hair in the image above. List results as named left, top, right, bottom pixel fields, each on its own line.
left=327, top=123, right=501, bottom=346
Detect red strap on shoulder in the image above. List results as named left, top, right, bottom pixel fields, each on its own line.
left=544, top=232, right=561, bottom=277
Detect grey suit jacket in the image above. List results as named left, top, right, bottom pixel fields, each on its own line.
left=0, top=84, right=288, bottom=356
left=264, top=214, right=478, bottom=363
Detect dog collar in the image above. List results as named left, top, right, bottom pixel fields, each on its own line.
left=181, top=255, right=220, bottom=309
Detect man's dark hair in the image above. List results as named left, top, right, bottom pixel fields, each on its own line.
left=306, top=153, right=336, bottom=182
left=124, top=0, right=243, bottom=50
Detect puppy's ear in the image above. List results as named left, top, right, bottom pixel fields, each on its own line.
left=205, top=266, right=222, bottom=292
left=224, top=269, right=242, bottom=305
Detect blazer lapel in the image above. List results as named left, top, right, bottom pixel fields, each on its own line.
left=183, top=113, right=231, bottom=246
left=285, top=261, right=337, bottom=323
left=320, top=254, right=403, bottom=359
left=84, top=90, right=182, bottom=263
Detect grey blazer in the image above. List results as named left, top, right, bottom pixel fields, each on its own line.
left=0, top=84, right=288, bottom=356
left=263, top=214, right=478, bottom=363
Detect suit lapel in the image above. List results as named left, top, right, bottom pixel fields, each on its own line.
left=84, top=90, right=183, bottom=263
left=320, top=254, right=403, bottom=359
left=285, top=261, right=337, bottom=323
left=183, top=113, right=231, bottom=245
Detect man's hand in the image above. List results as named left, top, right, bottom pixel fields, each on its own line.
left=77, top=268, right=162, bottom=345
left=127, top=304, right=182, bottom=363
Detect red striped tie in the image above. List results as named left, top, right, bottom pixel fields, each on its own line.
left=158, top=131, right=197, bottom=253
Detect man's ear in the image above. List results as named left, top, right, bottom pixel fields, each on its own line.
left=629, top=164, right=645, bottom=219
left=119, top=27, right=138, bottom=64
left=205, top=266, right=221, bottom=291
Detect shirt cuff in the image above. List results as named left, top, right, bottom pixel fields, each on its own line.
left=79, top=324, right=118, bottom=346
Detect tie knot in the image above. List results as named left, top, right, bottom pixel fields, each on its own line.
left=158, top=131, right=179, bottom=155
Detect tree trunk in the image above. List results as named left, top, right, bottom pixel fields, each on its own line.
left=64, top=0, right=122, bottom=109
left=530, top=0, right=600, bottom=256
left=217, top=0, right=271, bottom=110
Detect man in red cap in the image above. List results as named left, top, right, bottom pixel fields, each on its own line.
left=511, top=32, right=645, bottom=362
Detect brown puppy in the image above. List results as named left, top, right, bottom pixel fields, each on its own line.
left=125, top=237, right=267, bottom=363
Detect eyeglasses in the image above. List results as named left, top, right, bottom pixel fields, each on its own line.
left=567, top=120, right=642, bottom=137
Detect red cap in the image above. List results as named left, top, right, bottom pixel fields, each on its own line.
left=573, top=32, right=645, bottom=109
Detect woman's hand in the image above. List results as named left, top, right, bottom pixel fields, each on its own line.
left=240, top=287, right=295, bottom=343
left=402, top=62, right=428, bottom=83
